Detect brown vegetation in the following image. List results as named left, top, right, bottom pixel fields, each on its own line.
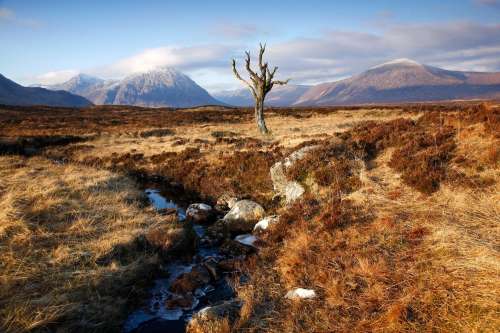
left=0, top=156, right=166, bottom=332
left=0, top=101, right=498, bottom=332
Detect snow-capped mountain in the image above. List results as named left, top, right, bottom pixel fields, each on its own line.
left=49, top=74, right=105, bottom=95
left=294, top=58, right=500, bottom=105
left=38, top=59, right=500, bottom=107
left=46, top=68, right=223, bottom=107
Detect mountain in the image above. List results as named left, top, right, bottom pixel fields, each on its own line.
left=47, top=68, right=223, bottom=107
left=49, top=73, right=105, bottom=95
left=214, top=85, right=310, bottom=106
left=0, top=74, right=92, bottom=107
left=295, top=59, right=500, bottom=106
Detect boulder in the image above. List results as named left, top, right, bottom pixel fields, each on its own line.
left=186, top=203, right=213, bottom=224
left=284, top=181, right=305, bottom=204
left=270, top=145, right=319, bottom=204
left=216, top=194, right=239, bottom=211
left=187, top=300, right=242, bottom=333
left=270, top=161, right=288, bottom=193
left=223, top=200, right=265, bottom=233
left=170, top=265, right=211, bottom=294
left=254, top=215, right=280, bottom=232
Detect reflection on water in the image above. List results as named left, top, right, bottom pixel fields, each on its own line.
left=145, top=189, right=186, bottom=220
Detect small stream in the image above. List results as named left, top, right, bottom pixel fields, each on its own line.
left=123, top=188, right=242, bottom=333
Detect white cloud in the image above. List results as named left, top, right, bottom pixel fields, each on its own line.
left=261, top=21, right=500, bottom=84
left=32, top=69, right=80, bottom=85
left=29, top=21, right=500, bottom=90
left=95, top=44, right=234, bottom=78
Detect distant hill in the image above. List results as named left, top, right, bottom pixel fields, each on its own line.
left=294, top=59, right=500, bottom=106
left=213, top=85, right=310, bottom=106
left=46, top=68, right=223, bottom=108
left=30, top=60, right=500, bottom=107
left=0, top=74, right=92, bottom=107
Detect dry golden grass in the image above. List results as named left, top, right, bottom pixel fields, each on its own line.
left=59, top=107, right=415, bottom=164
left=346, top=148, right=500, bottom=332
left=0, top=156, right=164, bottom=332
left=233, top=108, right=499, bottom=332
left=1, top=103, right=498, bottom=332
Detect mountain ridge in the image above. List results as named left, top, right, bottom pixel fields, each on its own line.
left=45, top=67, right=223, bottom=108
left=33, top=59, right=500, bottom=107
left=294, top=59, right=500, bottom=105
left=0, top=74, right=92, bottom=107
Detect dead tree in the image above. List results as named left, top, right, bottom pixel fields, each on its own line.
left=232, top=43, right=289, bottom=134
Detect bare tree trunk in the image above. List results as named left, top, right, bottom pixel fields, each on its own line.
left=255, top=97, right=269, bottom=134
left=232, top=43, right=289, bottom=135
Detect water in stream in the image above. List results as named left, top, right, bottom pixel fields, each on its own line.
left=123, top=188, right=238, bottom=333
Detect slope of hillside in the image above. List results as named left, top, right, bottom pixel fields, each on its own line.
left=0, top=74, right=92, bottom=107
left=295, top=59, right=500, bottom=105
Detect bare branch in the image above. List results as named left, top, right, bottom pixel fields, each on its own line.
left=258, top=44, right=266, bottom=67
left=259, top=43, right=270, bottom=83
left=266, top=66, right=278, bottom=83
left=232, top=59, right=257, bottom=98
left=244, top=51, right=259, bottom=83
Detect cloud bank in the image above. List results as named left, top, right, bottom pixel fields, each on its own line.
left=32, top=21, right=500, bottom=91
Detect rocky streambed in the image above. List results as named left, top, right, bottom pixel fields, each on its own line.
left=123, top=145, right=320, bottom=332
left=124, top=188, right=269, bottom=333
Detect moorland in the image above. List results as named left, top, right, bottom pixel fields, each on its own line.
left=0, top=102, right=498, bottom=332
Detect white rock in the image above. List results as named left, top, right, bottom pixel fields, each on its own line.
left=253, top=215, right=279, bottom=231
left=270, top=145, right=319, bottom=204
left=186, top=203, right=213, bottom=223
left=223, top=200, right=265, bottom=232
left=285, top=288, right=316, bottom=300
left=187, top=203, right=211, bottom=212
left=234, top=234, right=259, bottom=247
left=284, top=181, right=305, bottom=204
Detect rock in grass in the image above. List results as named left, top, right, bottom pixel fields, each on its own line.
left=284, top=181, right=305, bottom=204
left=223, top=200, right=265, bottom=233
left=234, top=234, right=259, bottom=248
left=270, top=145, right=319, bottom=204
left=254, top=215, right=280, bottom=231
left=186, top=203, right=213, bottom=224
left=187, top=300, right=242, bottom=333
left=285, top=288, right=317, bottom=300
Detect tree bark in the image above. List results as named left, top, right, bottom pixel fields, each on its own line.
left=255, top=98, right=269, bottom=134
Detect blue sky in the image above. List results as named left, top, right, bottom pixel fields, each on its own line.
left=1, top=0, right=500, bottom=91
